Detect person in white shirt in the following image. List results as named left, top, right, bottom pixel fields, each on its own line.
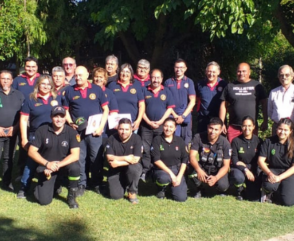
left=268, top=65, right=294, bottom=134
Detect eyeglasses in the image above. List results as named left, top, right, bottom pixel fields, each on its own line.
left=40, top=83, right=51, bottom=87
left=279, top=74, right=291, bottom=78
left=138, top=66, right=148, bottom=70
left=63, top=63, right=74, bottom=67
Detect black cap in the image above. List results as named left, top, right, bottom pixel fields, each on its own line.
left=51, top=106, right=66, bottom=116
left=75, top=117, right=88, bottom=132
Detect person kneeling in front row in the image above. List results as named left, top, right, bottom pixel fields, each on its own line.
left=28, top=106, right=80, bottom=208
left=151, top=117, right=188, bottom=202
left=189, top=117, right=231, bottom=198
left=258, top=118, right=294, bottom=206
left=105, top=118, right=143, bottom=204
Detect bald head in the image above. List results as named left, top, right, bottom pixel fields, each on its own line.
left=237, top=63, right=251, bottom=83
left=75, top=66, right=89, bottom=87
left=62, top=57, right=76, bottom=76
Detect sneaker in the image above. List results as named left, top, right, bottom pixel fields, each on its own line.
left=17, top=190, right=26, bottom=199
left=128, top=192, right=139, bottom=204
left=2, top=183, right=14, bottom=192
left=261, top=189, right=272, bottom=203
left=76, top=185, right=86, bottom=197
left=156, top=190, right=165, bottom=199
left=140, top=173, right=146, bottom=183
left=194, top=190, right=202, bottom=199
left=54, top=186, right=62, bottom=196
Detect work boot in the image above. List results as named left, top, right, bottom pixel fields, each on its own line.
left=194, top=190, right=202, bottom=199
left=67, top=188, right=79, bottom=209
left=156, top=186, right=166, bottom=199
left=236, top=186, right=244, bottom=201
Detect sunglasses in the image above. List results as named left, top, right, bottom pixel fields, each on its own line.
left=63, top=63, right=74, bottom=67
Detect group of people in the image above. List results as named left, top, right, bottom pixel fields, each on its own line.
left=1, top=54, right=294, bottom=208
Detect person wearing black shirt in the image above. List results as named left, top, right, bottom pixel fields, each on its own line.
left=28, top=106, right=80, bottom=208
left=151, top=117, right=188, bottom=202
left=258, top=118, right=294, bottom=206
left=105, top=118, right=143, bottom=204
left=230, top=116, right=262, bottom=201
left=0, top=70, right=24, bottom=191
left=189, top=117, right=231, bottom=198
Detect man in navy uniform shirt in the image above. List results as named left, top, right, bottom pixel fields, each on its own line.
left=140, top=69, right=175, bottom=181
left=64, top=66, right=109, bottom=196
left=164, top=59, right=196, bottom=145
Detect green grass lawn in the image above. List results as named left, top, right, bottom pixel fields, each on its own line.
left=0, top=179, right=293, bottom=241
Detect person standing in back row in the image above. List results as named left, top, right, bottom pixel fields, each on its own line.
left=164, top=59, right=196, bottom=145
left=219, top=63, right=268, bottom=143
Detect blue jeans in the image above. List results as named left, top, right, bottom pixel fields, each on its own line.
left=20, top=133, right=37, bottom=190
left=79, top=134, right=102, bottom=187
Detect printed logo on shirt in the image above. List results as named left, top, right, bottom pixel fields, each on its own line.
left=50, top=100, right=58, bottom=106
left=202, top=147, right=210, bottom=153
left=19, top=83, right=26, bottom=86
left=73, top=96, right=80, bottom=100
left=105, top=93, right=108, bottom=98
left=271, top=149, right=276, bottom=155
left=114, top=89, right=121, bottom=92
left=175, top=146, right=179, bottom=151
left=160, top=144, right=164, bottom=151
left=130, top=88, right=136, bottom=94
left=61, top=141, right=69, bottom=147
left=62, top=91, right=66, bottom=96
left=184, top=83, right=189, bottom=88
left=238, top=147, right=245, bottom=154
left=35, top=103, right=43, bottom=107
left=76, top=134, right=81, bottom=142
left=145, top=95, right=152, bottom=99
left=160, top=94, right=166, bottom=101
left=89, top=93, right=96, bottom=100
left=217, top=87, right=223, bottom=92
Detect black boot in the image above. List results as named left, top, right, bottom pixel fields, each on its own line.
left=156, top=186, right=166, bottom=199
left=236, top=186, right=244, bottom=201
left=67, top=188, right=79, bottom=209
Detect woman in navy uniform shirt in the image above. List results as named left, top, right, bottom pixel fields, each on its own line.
left=151, top=117, right=188, bottom=202
left=18, top=75, right=61, bottom=198
left=258, top=118, right=294, bottom=206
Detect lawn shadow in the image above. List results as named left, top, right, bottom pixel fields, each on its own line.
left=0, top=217, right=97, bottom=241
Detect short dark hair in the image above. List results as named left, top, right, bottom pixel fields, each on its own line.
left=25, top=56, right=38, bottom=65
left=208, top=117, right=223, bottom=127
left=174, top=58, right=187, bottom=66
left=0, top=70, right=13, bottom=79
left=163, top=117, right=176, bottom=126
left=151, top=69, right=164, bottom=79
left=118, top=118, right=132, bottom=126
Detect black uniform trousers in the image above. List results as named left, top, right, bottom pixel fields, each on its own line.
left=108, top=163, right=142, bottom=200
left=140, top=123, right=163, bottom=174
left=154, top=165, right=187, bottom=202
left=34, top=161, right=80, bottom=206
left=0, top=135, right=17, bottom=186
left=230, top=167, right=261, bottom=200
left=262, top=168, right=294, bottom=207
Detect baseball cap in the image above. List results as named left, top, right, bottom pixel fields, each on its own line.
left=51, top=106, right=66, bottom=116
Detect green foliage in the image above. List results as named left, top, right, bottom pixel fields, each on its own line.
left=0, top=0, right=46, bottom=61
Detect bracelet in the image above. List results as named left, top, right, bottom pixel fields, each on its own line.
left=45, top=161, right=49, bottom=167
